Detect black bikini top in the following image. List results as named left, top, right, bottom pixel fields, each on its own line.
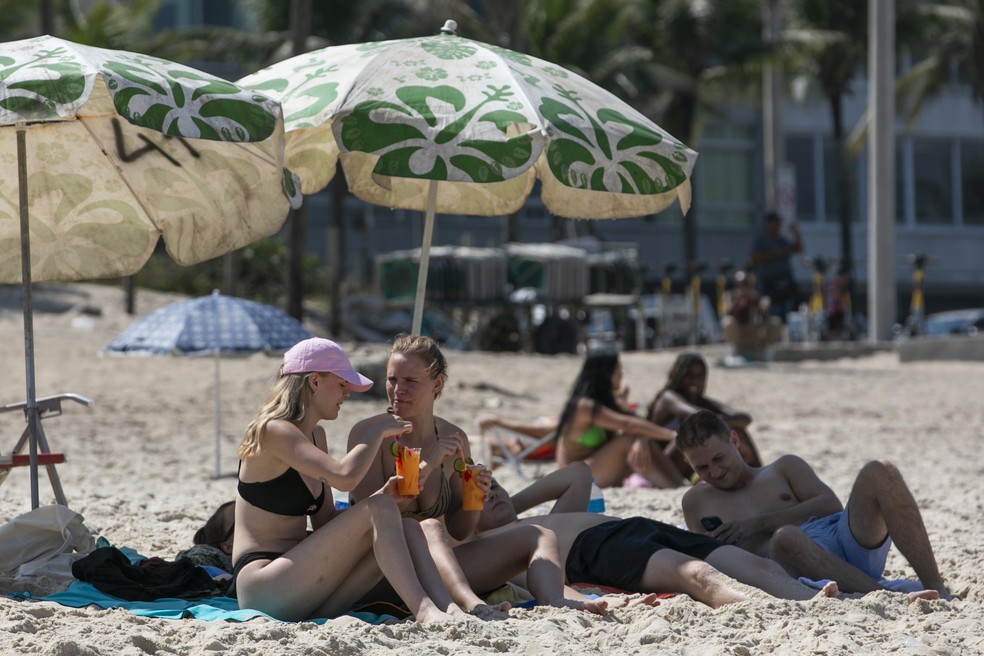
left=238, top=467, right=325, bottom=516
left=238, top=433, right=326, bottom=516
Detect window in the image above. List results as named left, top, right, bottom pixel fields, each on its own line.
left=912, top=139, right=953, bottom=224
left=960, top=141, right=984, bottom=225
left=696, top=123, right=757, bottom=226
left=785, top=135, right=817, bottom=222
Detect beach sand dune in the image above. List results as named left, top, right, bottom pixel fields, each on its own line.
left=1, top=283, right=981, bottom=655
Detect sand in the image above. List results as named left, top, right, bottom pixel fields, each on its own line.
left=1, top=282, right=982, bottom=655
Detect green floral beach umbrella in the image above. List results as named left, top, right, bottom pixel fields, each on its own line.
left=240, top=20, right=697, bottom=333
left=0, top=35, right=301, bottom=509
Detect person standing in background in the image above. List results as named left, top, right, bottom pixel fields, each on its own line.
left=749, top=211, right=804, bottom=320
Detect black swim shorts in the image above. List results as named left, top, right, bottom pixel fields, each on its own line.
left=565, top=517, right=726, bottom=592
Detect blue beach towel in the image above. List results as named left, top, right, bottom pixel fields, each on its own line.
left=9, top=583, right=397, bottom=624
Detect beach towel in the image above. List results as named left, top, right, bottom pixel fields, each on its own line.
left=8, top=582, right=400, bottom=624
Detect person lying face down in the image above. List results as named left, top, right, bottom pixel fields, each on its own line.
left=473, top=461, right=839, bottom=607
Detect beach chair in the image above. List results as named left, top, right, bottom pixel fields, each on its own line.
left=0, top=393, right=92, bottom=506
left=480, top=418, right=557, bottom=479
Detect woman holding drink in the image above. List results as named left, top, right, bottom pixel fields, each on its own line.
left=232, top=338, right=463, bottom=623
left=349, top=335, right=608, bottom=615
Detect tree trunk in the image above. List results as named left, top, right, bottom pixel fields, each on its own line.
left=665, top=91, right=699, bottom=265
left=285, top=0, right=311, bottom=321
left=830, top=93, right=853, bottom=274
left=328, top=179, right=346, bottom=336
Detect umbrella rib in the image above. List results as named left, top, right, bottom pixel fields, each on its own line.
left=80, top=117, right=161, bottom=230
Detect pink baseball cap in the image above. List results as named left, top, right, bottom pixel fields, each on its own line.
left=281, top=337, right=373, bottom=392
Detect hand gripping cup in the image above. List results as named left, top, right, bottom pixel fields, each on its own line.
left=392, top=442, right=421, bottom=495
left=456, top=457, right=485, bottom=511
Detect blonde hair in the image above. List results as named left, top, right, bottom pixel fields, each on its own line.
left=388, top=334, right=449, bottom=397
left=238, top=372, right=313, bottom=459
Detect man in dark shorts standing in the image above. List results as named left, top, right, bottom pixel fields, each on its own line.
left=474, top=462, right=836, bottom=607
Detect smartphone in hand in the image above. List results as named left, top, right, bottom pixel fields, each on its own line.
left=700, top=516, right=723, bottom=531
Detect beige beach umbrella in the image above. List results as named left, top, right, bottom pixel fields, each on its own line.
left=0, top=35, right=301, bottom=509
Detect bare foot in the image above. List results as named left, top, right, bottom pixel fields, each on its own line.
left=628, top=593, right=663, bottom=608
left=814, top=581, right=839, bottom=599
left=467, top=602, right=511, bottom=619
left=601, top=593, right=662, bottom=609
left=908, top=590, right=941, bottom=603
left=414, top=606, right=456, bottom=624
left=557, top=598, right=609, bottom=616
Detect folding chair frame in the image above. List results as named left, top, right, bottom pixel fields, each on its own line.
left=482, top=424, right=556, bottom=479
left=0, top=393, right=92, bottom=506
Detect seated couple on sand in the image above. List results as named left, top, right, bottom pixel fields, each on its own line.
left=226, top=336, right=607, bottom=624
left=479, top=351, right=762, bottom=488
left=675, top=410, right=953, bottom=601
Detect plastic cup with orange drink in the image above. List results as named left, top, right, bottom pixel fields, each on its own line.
left=456, top=456, right=485, bottom=511
left=392, top=441, right=421, bottom=495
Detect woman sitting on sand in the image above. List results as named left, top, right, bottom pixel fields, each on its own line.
left=348, top=335, right=608, bottom=615
left=553, top=349, right=682, bottom=489
left=646, top=352, right=762, bottom=479
left=231, top=337, right=465, bottom=624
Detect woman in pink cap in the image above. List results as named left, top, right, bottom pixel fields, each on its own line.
left=348, top=335, right=609, bottom=615
left=232, top=337, right=463, bottom=623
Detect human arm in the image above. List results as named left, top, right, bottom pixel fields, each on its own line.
left=590, top=401, right=675, bottom=444
left=254, top=417, right=406, bottom=495
left=700, top=397, right=752, bottom=430
left=477, top=414, right=557, bottom=439
left=788, top=222, right=804, bottom=254
left=707, top=456, right=843, bottom=547
left=442, top=421, right=489, bottom=541
left=345, top=414, right=415, bottom=502
left=509, top=461, right=593, bottom=515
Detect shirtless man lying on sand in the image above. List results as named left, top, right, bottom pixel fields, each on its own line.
left=473, top=461, right=838, bottom=607
left=675, top=410, right=951, bottom=601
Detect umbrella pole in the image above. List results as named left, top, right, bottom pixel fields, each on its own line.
left=16, top=124, right=41, bottom=509
left=214, top=346, right=221, bottom=479
left=411, top=180, right=439, bottom=336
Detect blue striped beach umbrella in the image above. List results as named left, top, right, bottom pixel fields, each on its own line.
left=106, top=291, right=313, bottom=477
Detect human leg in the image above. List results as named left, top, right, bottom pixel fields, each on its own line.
left=236, top=494, right=452, bottom=622
left=705, top=544, right=838, bottom=600
left=768, top=523, right=883, bottom=593
left=586, top=435, right=679, bottom=488
left=637, top=549, right=753, bottom=608
left=416, top=518, right=490, bottom=613
left=455, top=524, right=608, bottom=615
left=582, top=435, right=634, bottom=487
left=845, top=460, right=951, bottom=598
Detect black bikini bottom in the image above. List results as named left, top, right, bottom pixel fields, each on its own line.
left=229, top=550, right=283, bottom=597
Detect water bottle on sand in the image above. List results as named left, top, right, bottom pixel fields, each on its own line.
left=588, top=478, right=605, bottom=512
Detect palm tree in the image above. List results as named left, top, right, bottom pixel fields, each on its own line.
left=783, top=0, right=867, bottom=279
left=633, top=0, right=766, bottom=264
left=894, top=1, right=984, bottom=118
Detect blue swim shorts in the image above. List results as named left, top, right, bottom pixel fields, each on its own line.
left=800, top=510, right=891, bottom=580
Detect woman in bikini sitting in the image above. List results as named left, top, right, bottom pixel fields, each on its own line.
left=646, top=352, right=762, bottom=480
left=232, top=337, right=464, bottom=623
left=553, top=349, right=682, bottom=489
left=348, top=335, right=608, bottom=616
